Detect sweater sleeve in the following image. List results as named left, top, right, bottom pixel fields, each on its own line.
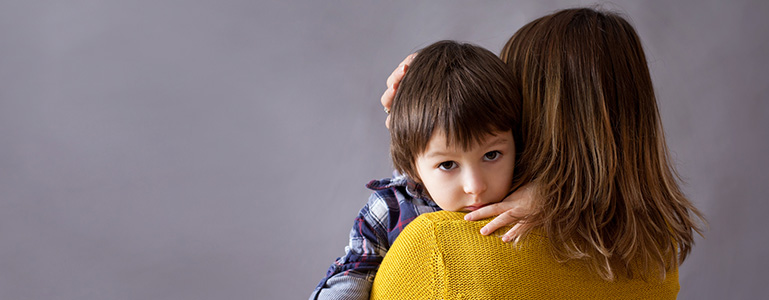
left=370, top=214, right=441, bottom=300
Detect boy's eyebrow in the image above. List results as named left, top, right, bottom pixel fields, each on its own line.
left=485, top=136, right=511, bottom=147
left=469, top=134, right=512, bottom=150
left=423, top=135, right=512, bottom=159
left=423, top=150, right=455, bottom=159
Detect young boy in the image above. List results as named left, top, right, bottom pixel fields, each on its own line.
left=310, top=40, right=522, bottom=300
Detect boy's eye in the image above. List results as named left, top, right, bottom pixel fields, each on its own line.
left=438, top=161, right=457, bottom=171
left=483, top=151, right=501, bottom=161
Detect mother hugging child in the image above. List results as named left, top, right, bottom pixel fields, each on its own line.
left=312, top=7, right=704, bottom=300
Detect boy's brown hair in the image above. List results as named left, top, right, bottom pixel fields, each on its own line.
left=390, top=40, right=522, bottom=182
left=500, top=8, right=705, bottom=280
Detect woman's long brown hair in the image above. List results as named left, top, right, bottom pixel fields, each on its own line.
left=500, top=8, right=705, bottom=280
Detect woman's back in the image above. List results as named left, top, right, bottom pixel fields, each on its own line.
left=371, top=211, right=679, bottom=300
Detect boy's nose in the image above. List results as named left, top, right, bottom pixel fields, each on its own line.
left=462, top=170, right=487, bottom=196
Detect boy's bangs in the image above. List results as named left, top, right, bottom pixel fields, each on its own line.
left=437, top=102, right=513, bottom=151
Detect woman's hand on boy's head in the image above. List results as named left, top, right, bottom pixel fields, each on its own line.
left=381, top=53, right=417, bottom=129
left=464, top=183, right=537, bottom=242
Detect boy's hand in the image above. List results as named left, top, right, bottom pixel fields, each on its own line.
left=464, top=183, right=537, bottom=243
left=381, top=53, right=417, bottom=128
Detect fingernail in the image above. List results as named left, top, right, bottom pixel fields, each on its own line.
left=464, top=214, right=472, bottom=221
left=480, top=228, right=488, bottom=235
left=502, top=236, right=510, bottom=242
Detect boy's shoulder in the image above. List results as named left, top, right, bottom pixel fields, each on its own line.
left=366, top=173, right=413, bottom=190
left=362, top=173, right=440, bottom=219
left=366, top=173, right=437, bottom=204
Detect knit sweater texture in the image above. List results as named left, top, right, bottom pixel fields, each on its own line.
left=370, top=211, right=679, bottom=300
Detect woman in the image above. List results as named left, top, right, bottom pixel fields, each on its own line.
left=373, top=7, right=704, bottom=299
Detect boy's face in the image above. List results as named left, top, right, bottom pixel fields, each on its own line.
left=415, top=130, right=515, bottom=212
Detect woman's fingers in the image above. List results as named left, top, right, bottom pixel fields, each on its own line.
left=380, top=87, right=396, bottom=111
left=466, top=183, right=538, bottom=239
left=502, top=223, right=524, bottom=243
left=465, top=201, right=522, bottom=236
left=385, top=64, right=405, bottom=93
left=479, top=209, right=520, bottom=236
left=381, top=53, right=417, bottom=109
left=381, top=53, right=416, bottom=129
left=381, top=64, right=407, bottom=108
left=464, top=201, right=509, bottom=221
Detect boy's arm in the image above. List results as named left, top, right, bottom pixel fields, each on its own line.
left=309, top=192, right=393, bottom=300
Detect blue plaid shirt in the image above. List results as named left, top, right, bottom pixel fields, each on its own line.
left=309, top=173, right=442, bottom=300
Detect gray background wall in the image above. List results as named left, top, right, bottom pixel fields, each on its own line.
left=1, top=0, right=766, bottom=299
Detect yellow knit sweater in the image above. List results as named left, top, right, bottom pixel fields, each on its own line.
left=370, top=211, right=679, bottom=300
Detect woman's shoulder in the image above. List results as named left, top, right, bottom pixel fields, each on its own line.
left=412, top=211, right=525, bottom=239
left=416, top=210, right=466, bottom=222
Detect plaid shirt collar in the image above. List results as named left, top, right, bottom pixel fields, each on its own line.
left=366, top=173, right=431, bottom=203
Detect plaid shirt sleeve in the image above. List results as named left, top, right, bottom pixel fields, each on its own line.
left=309, top=175, right=441, bottom=300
